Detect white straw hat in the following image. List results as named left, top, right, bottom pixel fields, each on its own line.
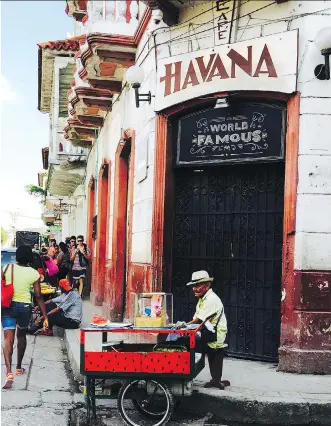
left=187, top=270, right=214, bottom=286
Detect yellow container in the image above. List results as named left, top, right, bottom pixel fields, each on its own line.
left=134, top=293, right=173, bottom=328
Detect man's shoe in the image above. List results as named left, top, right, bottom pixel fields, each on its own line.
left=203, top=380, right=225, bottom=390
left=35, top=328, right=53, bottom=336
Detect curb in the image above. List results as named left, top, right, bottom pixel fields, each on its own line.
left=180, top=390, right=331, bottom=425
left=64, top=329, right=83, bottom=382
left=63, top=330, right=331, bottom=425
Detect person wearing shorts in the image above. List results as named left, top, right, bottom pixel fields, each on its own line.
left=1, top=246, right=48, bottom=389
left=70, top=235, right=91, bottom=297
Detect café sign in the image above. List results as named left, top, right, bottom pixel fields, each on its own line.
left=176, top=101, right=286, bottom=165
left=155, top=31, right=298, bottom=112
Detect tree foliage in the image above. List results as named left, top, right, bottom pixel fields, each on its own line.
left=1, top=227, right=7, bottom=245
left=25, top=185, right=46, bottom=198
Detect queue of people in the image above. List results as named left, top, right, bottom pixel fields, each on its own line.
left=33, top=235, right=91, bottom=297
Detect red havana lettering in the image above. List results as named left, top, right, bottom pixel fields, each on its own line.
left=206, top=54, right=229, bottom=81
left=228, top=46, right=252, bottom=77
left=182, top=61, right=199, bottom=90
left=159, top=44, right=278, bottom=97
left=253, top=44, right=277, bottom=78
left=196, top=54, right=216, bottom=81
left=160, top=62, right=182, bottom=96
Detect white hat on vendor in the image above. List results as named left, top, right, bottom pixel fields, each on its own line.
left=187, top=270, right=214, bottom=286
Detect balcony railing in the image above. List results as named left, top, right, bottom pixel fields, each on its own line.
left=83, top=0, right=139, bottom=36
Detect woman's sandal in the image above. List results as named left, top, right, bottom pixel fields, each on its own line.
left=2, top=373, right=14, bottom=389
left=16, top=368, right=26, bottom=376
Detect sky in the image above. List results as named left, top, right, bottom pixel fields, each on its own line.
left=0, top=1, right=73, bottom=236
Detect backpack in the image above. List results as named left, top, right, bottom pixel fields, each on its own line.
left=78, top=244, right=89, bottom=268
left=1, top=264, right=14, bottom=308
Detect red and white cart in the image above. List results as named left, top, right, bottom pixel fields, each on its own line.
left=80, top=325, right=205, bottom=426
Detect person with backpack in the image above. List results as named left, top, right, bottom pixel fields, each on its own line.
left=1, top=246, right=48, bottom=389
left=70, top=235, right=91, bottom=297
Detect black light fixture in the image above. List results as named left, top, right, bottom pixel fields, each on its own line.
left=314, top=27, right=331, bottom=80
left=126, top=65, right=151, bottom=108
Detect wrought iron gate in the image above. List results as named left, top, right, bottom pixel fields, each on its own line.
left=171, top=163, right=284, bottom=361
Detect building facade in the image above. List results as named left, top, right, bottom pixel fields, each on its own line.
left=37, top=39, right=89, bottom=240
left=39, top=0, right=331, bottom=374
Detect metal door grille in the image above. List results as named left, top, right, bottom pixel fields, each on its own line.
left=171, top=163, right=284, bottom=361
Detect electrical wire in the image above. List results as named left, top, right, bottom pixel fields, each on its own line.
left=156, top=0, right=275, bottom=49
left=135, top=0, right=238, bottom=64
left=136, top=0, right=252, bottom=67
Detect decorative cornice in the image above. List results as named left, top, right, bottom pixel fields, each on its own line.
left=80, top=33, right=137, bottom=69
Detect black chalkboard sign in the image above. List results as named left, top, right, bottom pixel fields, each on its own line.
left=176, top=102, right=286, bottom=166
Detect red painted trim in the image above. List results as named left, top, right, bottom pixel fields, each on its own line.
left=126, top=263, right=152, bottom=319
left=279, top=93, right=300, bottom=348
left=134, top=7, right=152, bottom=45
left=151, top=115, right=168, bottom=292
left=80, top=329, right=85, bottom=345
left=293, top=271, right=331, bottom=312
left=86, top=176, right=95, bottom=251
left=110, top=134, right=134, bottom=320
left=93, top=159, right=110, bottom=305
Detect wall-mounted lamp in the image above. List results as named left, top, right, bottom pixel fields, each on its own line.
left=314, top=27, right=331, bottom=80
left=126, top=65, right=151, bottom=108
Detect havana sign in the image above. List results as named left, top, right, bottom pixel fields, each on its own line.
left=155, top=31, right=298, bottom=112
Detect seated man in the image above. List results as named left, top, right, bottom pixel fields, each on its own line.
left=34, top=279, right=82, bottom=336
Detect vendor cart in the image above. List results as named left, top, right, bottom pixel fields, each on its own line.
left=81, top=325, right=205, bottom=426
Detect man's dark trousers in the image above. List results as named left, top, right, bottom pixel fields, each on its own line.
left=46, top=302, right=80, bottom=329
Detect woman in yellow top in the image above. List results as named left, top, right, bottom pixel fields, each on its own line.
left=1, top=246, right=48, bottom=389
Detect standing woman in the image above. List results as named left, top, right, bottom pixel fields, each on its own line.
left=47, top=239, right=57, bottom=259
left=68, top=236, right=76, bottom=283
left=1, top=246, right=48, bottom=389
left=57, top=242, right=71, bottom=280
left=71, top=235, right=91, bottom=297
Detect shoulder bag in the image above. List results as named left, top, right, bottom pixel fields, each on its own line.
left=1, top=264, right=14, bottom=308
left=78, top=245, right=89, bottom=268
left=201, top=307, right=223, bottom=343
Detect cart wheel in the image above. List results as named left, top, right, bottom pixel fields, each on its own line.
left=118, top=379, right=174, bottom=426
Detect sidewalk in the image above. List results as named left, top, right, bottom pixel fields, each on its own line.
left=1, top=331, right=74, bottom=425
left=65, top=301, right=331, bottom=425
